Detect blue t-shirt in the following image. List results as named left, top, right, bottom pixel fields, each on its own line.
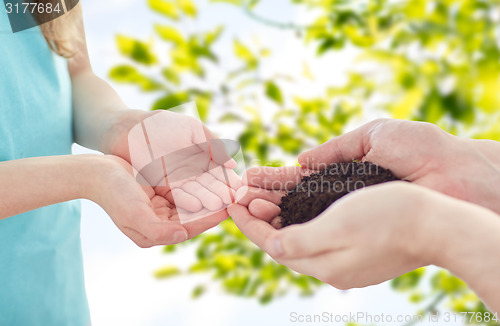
left=0, top=9, right=90, bottom=326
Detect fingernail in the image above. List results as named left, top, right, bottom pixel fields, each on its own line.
left=174, top=230, right=188, bottom=243
left=270, top=238, right=284, bottom=257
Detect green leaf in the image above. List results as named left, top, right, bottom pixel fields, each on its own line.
left=441, top=92, right=474, bottom=124
left=148, top=0, right=180, bottom=19
left=163, top=244, right=177, bottom=253
left=115, top=35, right=157, bottom=65
left=154, top=25, right=185, bottom=45
left=189, top=259, right=211, bottom=272
left=317, top=36, right=345, bottom=55
left=109, top=65, right=137, bottom=81
left=259, top=292, right=273, bottom=304
left=265, top=81, right=283, bottom=105
left=250, top=251, right=264, bottom=268
left=188, top=38, right=218, bottom=62
left=192, top=285, right=206, bottom=299
left=171, top=45, right=206, bottom=76
left=152, top=93, right=189, bottom=110
left=219, top=113, right=244, bottom=123
left=233, top=39, right=258, bottom=68
left=431, top=270, right=467, bottom=294
left=195, top=94, right=211, bottom=121
left=224, top=276, right=250, bottom=295
left=177, top=0, right=197, bottom=17
left=109, top=65, right=162, bottom=91
left=210, top=0, right=242, bottom=5
left=248, top=0, right=260, bottom=9
left=162, top=67, right=181, bottom=85
left=205, top=26, right=224, bottom=45
left=391, top=268, right=426, bottom=291
left=409, top=292, right=425, bottom=303
left=154, top=266, right=181, bottom=278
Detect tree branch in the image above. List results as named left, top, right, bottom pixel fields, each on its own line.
left=402, top=291, right=447, bottom=326
left=241, top=2, right=326, bottom=31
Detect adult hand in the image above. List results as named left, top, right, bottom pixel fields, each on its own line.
left=230, top=182, right=435, bottom=289
left=229, top=181, right=500, bottom=314
left=299, top=119, right=500, bottom=214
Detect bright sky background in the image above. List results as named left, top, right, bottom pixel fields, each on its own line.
left=77, top=1, right=457, bottom=325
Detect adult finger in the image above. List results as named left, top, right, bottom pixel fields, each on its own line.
left=231, top=203, right=344, bottom=259
left=298, top=119, right=386, bottom=169
left=248, top=199, right=281, bottom=223
left=270, top=216, right=283, bottom=229
left=228, top=204, right=283, bottom=257
left=235, top=186, right=284, bottom=206
left=275, top=251, right=344, bottom=286
left=270, top=219, right=342, bottom=259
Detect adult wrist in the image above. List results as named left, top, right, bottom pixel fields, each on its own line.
left=403, top=186, right=444, bottom=266
left=430, top=197, right=500, bottom=311
left=425, top=192, right=494, bottom=274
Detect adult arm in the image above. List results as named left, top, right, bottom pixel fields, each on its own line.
left=230, top=182, right=500, bottom=314
left=433, top=192, right=500, bottom=313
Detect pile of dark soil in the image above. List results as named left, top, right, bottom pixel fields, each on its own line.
left=279, top=162, right=400, bottom=227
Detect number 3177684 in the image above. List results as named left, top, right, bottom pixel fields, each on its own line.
left=6, top=2, right=62, bottom=14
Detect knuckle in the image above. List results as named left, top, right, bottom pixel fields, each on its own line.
left=265, top=235, right=282, bottom=257
left=334, top=281, right=352, bottom=291
left=136, top=242, right=152, bottom=249
left=323, top=273, right=351, bottom=290
left=279, top=231, right=304, bottom=257
left=371, top=118, right=390, bottom=126
left=149, top=228, right=170, bottom=244
left=423, top=121, right=442, bottom=132
left=417, top=121, right=446, bottom=140
left=317, top=270, right=336, bottom=285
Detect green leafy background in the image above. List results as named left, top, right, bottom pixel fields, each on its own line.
left=109, top=0, right=500, bottom=324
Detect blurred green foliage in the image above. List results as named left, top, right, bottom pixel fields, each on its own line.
left=110, top=0, right=500, bottom=323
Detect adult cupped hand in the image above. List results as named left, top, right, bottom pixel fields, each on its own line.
left=229, top=181, right=443, bottom=289
left=299, top=118, right=500, bottom=214
left=234, top=118, right=500, bottom=229
left=230, top=171, right=500, bottom=313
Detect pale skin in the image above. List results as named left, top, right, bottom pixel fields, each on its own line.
left=3, top=3, right=499, bottom=313
left=0, top=6, right=241, bottom=247
left=231, top=119, right=500, bottom=313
